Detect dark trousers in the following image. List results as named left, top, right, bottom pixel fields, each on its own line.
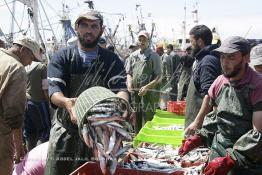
left=24, top=100, right=51, bottom=151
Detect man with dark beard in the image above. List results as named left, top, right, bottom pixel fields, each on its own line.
left=45, top=10, right=128, bottom=175
left=178, top=36, right=262, bottom=175
left=184, top=25, right=221, bottom=135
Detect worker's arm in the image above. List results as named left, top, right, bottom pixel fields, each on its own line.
left=185, top=95, right=212, bottom=136
left=253, top=111, right=262, bottom=132
left=138, top=75, right=162, bottom=96
left=227, top=109, right=262, bottom=168
left=138, top=53, right=162, bottom=96
left=50, top=92, right=77, bottom=124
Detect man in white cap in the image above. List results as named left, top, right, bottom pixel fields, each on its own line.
left=125, top=30, right=162, bottom=133
left=46, top=10, right=128, bottom=175
left=0, top=36, right=41, bottom=175
left=250, top=43, right=262, bottom=73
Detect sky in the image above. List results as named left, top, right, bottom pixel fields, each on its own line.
left=1, top=0, right=262, bottom=44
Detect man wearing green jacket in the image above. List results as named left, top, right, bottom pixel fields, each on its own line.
left=125, top=30, right=162, bottom=133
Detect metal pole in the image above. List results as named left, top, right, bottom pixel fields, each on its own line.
left=39, top=0, right=57, bottom=43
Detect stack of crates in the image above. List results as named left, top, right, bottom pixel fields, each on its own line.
left=133, top=109, right=185, bottom=147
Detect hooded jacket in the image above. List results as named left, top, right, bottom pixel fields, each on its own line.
left=193, top=44, right=221, bottom=96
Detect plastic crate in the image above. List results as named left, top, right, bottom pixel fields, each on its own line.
left=133, top=122, right=184, bottom=147
left=133, top=110, right=185, bottom=147
left=143, top=122, right=184, bottom=136
left=152, top=110, right=185, bottom=125
left=70, top=162, right=185, bottom=175
left=155, top=109, right=184, bottom=118
left=167, top=101, right=186, bottom=115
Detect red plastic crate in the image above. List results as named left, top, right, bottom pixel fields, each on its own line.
left=167, top=101, right=186, bottom=115
left=70, top=162, right=185, bottom=175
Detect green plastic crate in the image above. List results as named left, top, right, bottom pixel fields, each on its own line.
left=152, top=109, right=185, bottom=125
left=154, top=109, right=185, bottom=118
left=144, top=122, right=184, bottom=135
left=133, top=117, right=185, bottom=147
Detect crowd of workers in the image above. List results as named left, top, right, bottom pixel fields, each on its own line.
left=0, top=9, right=262, bottom=175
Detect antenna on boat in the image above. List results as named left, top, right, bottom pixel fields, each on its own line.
left=192, top=0, right=199, bottom=25
left=181, top=0, right=187, bottom=49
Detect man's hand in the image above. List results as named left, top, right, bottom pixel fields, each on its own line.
left=178, top=135, right=203, bottom=156
left=138, top=85, right=149, bottom=96
left=184, top=121, right=199, bottom=136
left=203, top=154, right=235, bottom=175
left=65, top=98, right=77, bottom=124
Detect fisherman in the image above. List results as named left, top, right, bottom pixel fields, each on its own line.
left=24, top=48, right=51, bottom=151
left=0, top=36, right=42, bottom=175
left=156, top=45, right=164, bottom=57
left=250, top=43, right=262, bottom=73
left=184, top=25, right=221, bottom=134
left=177, top=45, right=194, bottom=101
left=45, top=10, right=128, bottom=175
left=160, top=44, right=180, bottom=109
left=178, top=36, right=262, bottom=175
left=125, top=30, right=162, bottom=133
left=165, top=44, right=181, bottom=101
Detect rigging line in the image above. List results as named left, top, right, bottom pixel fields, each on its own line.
left=0, top=25, right=10, bottom=42
left=3, top=0, right=23, bottom=32
left=42, top=0, right=61, bottom=18
left=18, top=4, right=25, bottom=30
left=37, top=14, right=60, bottom=25
left=39, top=5, right=46, bottom=42
left=0, top=0, right=15, bottom=8
left=104, top=28, right=122, bottom=57
left=68, top=2, right=85, bottom=11
left=39, top=0, right=57, bottom=42
left=11, top=21, right=61, bottom=35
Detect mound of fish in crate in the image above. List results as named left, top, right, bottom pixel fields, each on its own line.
left=74, top=87, right=134, bottom=175
left=120, top=143, right=209, bottom=175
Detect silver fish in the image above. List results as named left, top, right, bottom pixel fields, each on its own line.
left=107, top=129, right=116, bottom=154
left=107, top=121, right=124, bottom=128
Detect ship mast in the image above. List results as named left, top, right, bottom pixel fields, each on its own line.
left=181, top=0, right=187, bottom=49
left=192, top=0, right=199, bottom=25
left=9, top=0, right=16, bottom=42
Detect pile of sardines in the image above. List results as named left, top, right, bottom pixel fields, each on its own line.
left=121, top=143, right=209, bottom=175
left=80, top=99, right=133, bottom=175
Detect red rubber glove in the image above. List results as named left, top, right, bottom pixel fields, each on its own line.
left=178, top=135, right=203, bottom=156
left=203, top=154, right=235, bottom=175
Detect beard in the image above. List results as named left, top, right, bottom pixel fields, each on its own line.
left=77, top=31, right=103, bottom=48
left=222, top=60, right=243, bottom=78
left=191, top=45, right=201, bottom=57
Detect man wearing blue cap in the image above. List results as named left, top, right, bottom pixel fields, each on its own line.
left=178, top=36, right=262, bottom=175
